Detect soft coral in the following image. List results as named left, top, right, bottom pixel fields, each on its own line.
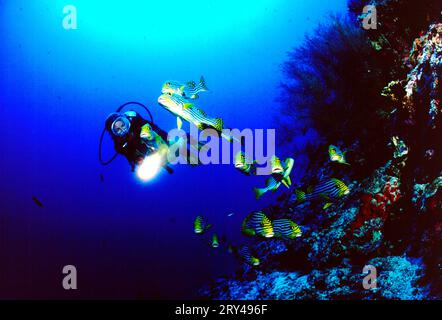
left=350, top=179, right=401, bottom=232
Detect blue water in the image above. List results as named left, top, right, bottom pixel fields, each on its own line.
left=0, top=0, right=347, bottom=298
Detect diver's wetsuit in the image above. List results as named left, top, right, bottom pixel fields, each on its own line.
left=109, top=111, right=169, bottom=171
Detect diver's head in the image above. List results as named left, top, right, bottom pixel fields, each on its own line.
left=105, top=113, right=131, bottom=138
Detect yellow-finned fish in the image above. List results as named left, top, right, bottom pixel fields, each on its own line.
left=238, top=246, right=260, bottom=266
left=176, top=117, right=183, bottom=130
left=234, top=151, right=255, bottom=175
left=271, top=156, right=284, bottom=175
left=280, top=157, right=294, bottom=188
left=254, top=158, right=294, bottom=198
left=272, top=219, right=302, bottom=239
left=140, top=123, right=154, bottom=140
left=294, top=178, right=350, bottom=207
left=328, top=145, right=349, bottom=165
left=162, top=76, right=209, bottom=100
left=158, top=93, right=223, bottom=132
left=254, top=176, right=280, bottom=199
left=194, top=216, right=212, bottom=234
left=242, top=211, right=274, bottom=238
left=211, top=233, right=219, bottom=248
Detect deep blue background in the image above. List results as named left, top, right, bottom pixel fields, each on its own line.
left=0, top=0, right=347, bottom=298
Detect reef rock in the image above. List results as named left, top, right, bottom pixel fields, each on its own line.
left=403, top=24, right=442, bottom=128
left=200, top=256, right=427, bottom=300
left=202, top=3, right=442, bottom=300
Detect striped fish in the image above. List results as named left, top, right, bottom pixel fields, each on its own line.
left=272, top=219, right=302, bottom=239
left=234, top=151, right=255, bottom=175
left=238, top=246, right=260, bottom=266
left=194, top=215, right=212, bottom=234
left=294, top=178, right=350, bottom=204
left=161, top=76, right=209, bottom=99
left=158, top=93, right=223, bottom=132
left=254, top=157, right=294, bottom=199
left=329, top=145, right=349, bottom=165
left=242, top=211, right=274, bottom=238
left=280, top=157, right=294, bottom=188
left=140, top=123, right=154, bottom=140
left=271, top=156, right=284, bottom=175
left=211, top=233, right=219, bottom=248
left=254, top=176, right=281, bottom=199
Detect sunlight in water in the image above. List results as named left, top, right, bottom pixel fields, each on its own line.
left=62, top=0, right=276, bottom=46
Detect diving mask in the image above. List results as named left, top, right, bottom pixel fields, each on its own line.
left=111, top=116, right=131, bottom=137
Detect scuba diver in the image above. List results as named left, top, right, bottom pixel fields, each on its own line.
left=100, top=102, right=174, bottom=174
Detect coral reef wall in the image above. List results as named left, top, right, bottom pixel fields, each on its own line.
left=200, top=0, right=442, bottom=300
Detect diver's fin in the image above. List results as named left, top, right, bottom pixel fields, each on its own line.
left=183, top=103, right=194, bottom=109
left=323, top=202, right=333, bottom=210
left=191, top=94, right=199, bottom=99
left=179, top=85, right=186, bottom=92
left=177, top=117, right=183, bottom=130
left=199, top=76, right=209, bottom=92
